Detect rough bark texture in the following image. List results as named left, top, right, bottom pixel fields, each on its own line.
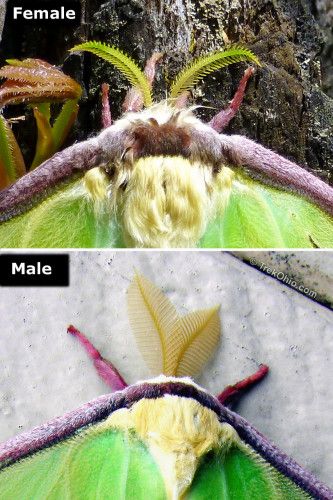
left=0, top=0, right=6, bottom=42
left=0, top=0, right=332, bottom=182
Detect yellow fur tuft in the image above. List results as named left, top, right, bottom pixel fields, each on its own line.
left=113, top=156, right=231, bottom=247
left=100, top=395, right=238, bottom=498
left=83, top=167, right=109, bottom=203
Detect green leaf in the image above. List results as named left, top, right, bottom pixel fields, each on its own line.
left=70, top=42, right=153, bottom=107
left=34, top=102, right=51, bottom=121
left=30, top=100, right=79, bottom=170
left=0, top=116, right=26, bottom=188
left=30, top=106, right=55, bottom=170
left=51, top=99, right=79, bottom=152
left=170, top=47, right=260, bottom=99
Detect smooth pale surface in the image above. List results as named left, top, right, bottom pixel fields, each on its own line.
left=0, top=251, right=332, bottom=487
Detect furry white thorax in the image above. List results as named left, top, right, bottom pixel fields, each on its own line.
left=113, top=101, right=205, bottom=130
left=131, top=374, right=206, bottom=392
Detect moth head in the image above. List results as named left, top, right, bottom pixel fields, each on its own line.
left=0, top=45, right=258, bottom=239
left=71, top=41, right=259, bottom=247
left=93, top=103, right=232, bottom=248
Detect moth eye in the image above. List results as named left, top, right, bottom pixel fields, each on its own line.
left=119, top=180, right=128, bottom=191
left=121, top=147, right=134, bottom=164
left=148, top=117, right=159, bottom=126
left=105, top=165, right=116, bottom=178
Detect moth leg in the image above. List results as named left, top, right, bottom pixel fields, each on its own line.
left=101, top=83, right=112, bottom=128
left=174, top=90, right=191, bottom=109
left=122, top=52, right=163, bottom=112
left=209, top=67, right=254, bottom=132
left=216, top=364, right=269, bottom=407
left=67, top=325, right=127, bottom=391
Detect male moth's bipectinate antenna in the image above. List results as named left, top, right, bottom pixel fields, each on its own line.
left=127, top=273, right=221, bottom=377
left=67, top=274, right=222, bottom=384
left=67, top=274, right=270, bottom=409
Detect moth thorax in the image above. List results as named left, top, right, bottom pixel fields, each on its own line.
left=103, top=395, right=238, bottom=499
left=115, top=156, right=217, bottom=248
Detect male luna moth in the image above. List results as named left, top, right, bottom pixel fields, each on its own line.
left=0, top=43, right=332, bottom=248
left=0, top=274, right=332, bottom=499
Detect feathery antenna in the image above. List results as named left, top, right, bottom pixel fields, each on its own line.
left=127, top=274, right=221, bottom=377
left=70, top=42, right=153, bottom=107
left=170, top=46, right=260, bottom=99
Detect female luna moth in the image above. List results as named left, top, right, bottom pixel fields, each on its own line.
left=0, top=42, right=332, bottom=248
left=0, top=274, right=332, bottom=499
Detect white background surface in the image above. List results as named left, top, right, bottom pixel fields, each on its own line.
left=0, top=251, right=332, bottom=487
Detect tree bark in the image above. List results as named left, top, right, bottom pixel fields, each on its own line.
left=0, top=0, right=332, bottom=182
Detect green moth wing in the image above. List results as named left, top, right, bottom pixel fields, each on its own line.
left=201, top=170, right=333, bottom=248
left=0, top=382, right=330, bottom=499
left=0, top=175, right=124, bottom=248
left=188, top=444, right=310, bottom=499
left=1, top=166, right=332, bottom=248
left=0, top=427, right=166, bottom=499
left=0, top=413, right=310, bottom=500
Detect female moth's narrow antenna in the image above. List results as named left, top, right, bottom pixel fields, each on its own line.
left=209, top=67, right=254, bottom=132
left=101, top=83, right=112, bottom=128
left=216, top=364, right=269, bottom=407
left=67, top=325, right=127, bottom=391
